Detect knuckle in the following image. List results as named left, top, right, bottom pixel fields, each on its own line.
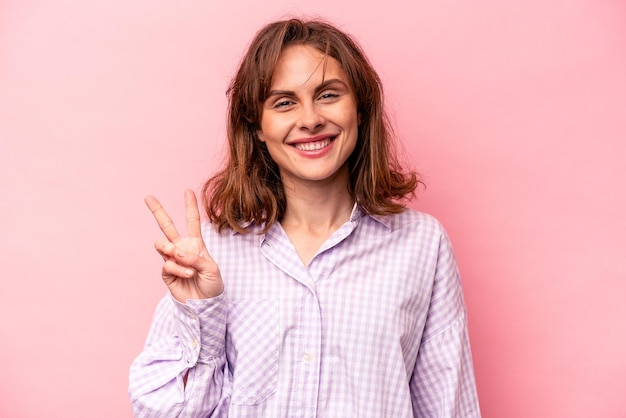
left=163, top=260, right=178, bottom=271
left=160, top=219, right=174, bottom=230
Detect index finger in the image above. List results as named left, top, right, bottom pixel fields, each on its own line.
left=184, top=189, right=202, bottom=238
left=144, top=195, right=181, bottom=243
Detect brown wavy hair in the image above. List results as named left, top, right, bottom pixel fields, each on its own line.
left=202, top=18, right=421, bottom=233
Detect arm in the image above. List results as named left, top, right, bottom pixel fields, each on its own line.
left=410, top=229, right=481, bottom=417
left=129, top=294, right=230, bottom=417
left=129, top=190, right=231, bottom=417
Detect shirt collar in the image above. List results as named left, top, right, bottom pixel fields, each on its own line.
left=230, top=203, right=393, bottom=236
left=351, top=203, right=393, bottom=230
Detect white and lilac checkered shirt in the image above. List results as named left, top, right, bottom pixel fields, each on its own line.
left=129, top=206, right=481, bottom=417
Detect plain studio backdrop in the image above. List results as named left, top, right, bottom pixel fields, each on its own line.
left=1, top=0, right=625, bottom=416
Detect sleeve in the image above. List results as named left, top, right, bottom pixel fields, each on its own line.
left=410, top=229, right=481, bottom=417
left=129, top=293, right=231, bottom=417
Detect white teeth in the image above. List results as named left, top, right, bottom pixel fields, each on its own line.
left=294, top=138, right=332, bottom=151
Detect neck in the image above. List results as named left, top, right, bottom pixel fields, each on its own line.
left=280, top=169, right=354, bottom=234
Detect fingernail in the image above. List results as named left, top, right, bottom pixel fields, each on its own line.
left=185, top=269, right=194, bottom=276
left=177, top=249, right=186, bottom=257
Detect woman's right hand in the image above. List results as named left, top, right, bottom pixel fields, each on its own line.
left=144, top=189, right=223, bottom=303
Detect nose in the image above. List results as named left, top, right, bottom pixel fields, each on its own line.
left=297, top=102, right=325, bottom=131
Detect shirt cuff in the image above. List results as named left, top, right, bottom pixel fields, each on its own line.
left=170, top=293, right=227, bottom=364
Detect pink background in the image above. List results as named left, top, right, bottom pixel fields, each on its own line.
left=2, top=0, right=625, bottom=416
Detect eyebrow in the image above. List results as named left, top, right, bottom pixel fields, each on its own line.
left=266, top=78, right=349, bottom=99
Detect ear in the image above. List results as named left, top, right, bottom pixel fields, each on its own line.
left=257, top=129, right=266, bottom=142
left=357, top=112, right=362, bottom=125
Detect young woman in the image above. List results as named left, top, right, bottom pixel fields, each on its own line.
left=129, top=18, right=480, bottom=418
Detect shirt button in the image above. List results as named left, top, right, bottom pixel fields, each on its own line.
left=191, top=339, right=198, bottom=349
left=302, top=352, right=312, bottom=362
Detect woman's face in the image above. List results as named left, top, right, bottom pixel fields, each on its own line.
left=257, top=44, right=359, bottom=191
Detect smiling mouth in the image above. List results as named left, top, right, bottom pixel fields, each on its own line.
left=293, top=137, right=334, bottom=151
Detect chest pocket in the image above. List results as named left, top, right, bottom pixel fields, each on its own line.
left=226, top=299, right=279, bottom=405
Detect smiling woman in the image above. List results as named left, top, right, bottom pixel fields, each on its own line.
left=129, top=18, right=481, bottom=417
left=203, top=19, right=419, bottom=235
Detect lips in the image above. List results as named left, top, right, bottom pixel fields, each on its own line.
left=289, top=135, right=337, bottom=152
left=293, top=137, right=333, bottom=151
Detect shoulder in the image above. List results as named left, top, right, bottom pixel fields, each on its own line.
left=201, top=221, right=263, bottom=242
left=371, top=207, right=447, bottom=238
left=199, top=221, right=267, bottom=270
left=361, top=208, right=454, bottom=262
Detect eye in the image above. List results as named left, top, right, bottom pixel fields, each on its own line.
left=273, top=99, right=294, bottom=109
left=318, top=91, right=340, bottom=102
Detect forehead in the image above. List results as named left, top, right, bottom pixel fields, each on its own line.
left=270, top=44, right=348, bottom=89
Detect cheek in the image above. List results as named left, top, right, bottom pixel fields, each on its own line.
left=257, top=117, right=283, bottom=143
left=345, top=110, right=360, bottom=134
left=340, top=101, right=359, bottom=127
left=257, top=109, right=275, bottom=142
left=257, top=120, right=274, bottom=143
